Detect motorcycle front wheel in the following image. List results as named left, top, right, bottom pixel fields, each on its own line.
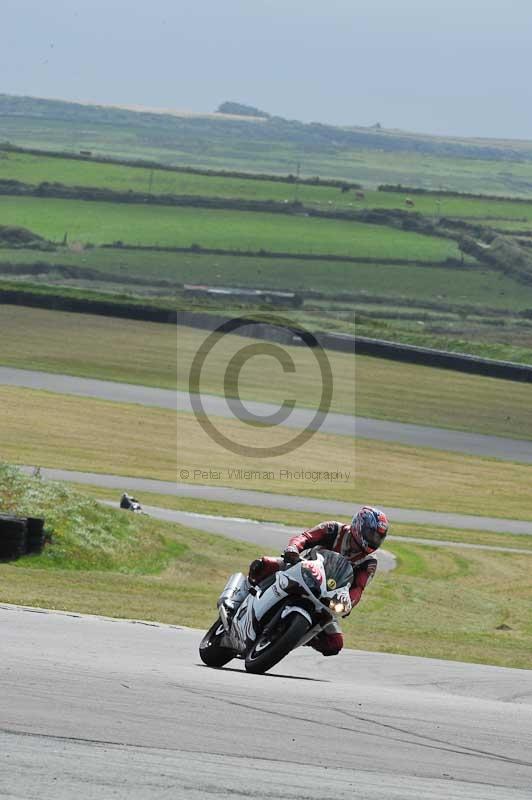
left=199, top=617, right=234, bottom=668
left=245, top=612, right=310, bottom=674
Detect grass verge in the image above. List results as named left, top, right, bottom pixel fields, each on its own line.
left=0, top=463, right=257, bottom=628
left=0, top=463, right=185, bottom=573
left=0, top=466, right=531, bottom=669
left=355, top=542, right=532, bottom=669
left=76, top=483, right=532, bottom=552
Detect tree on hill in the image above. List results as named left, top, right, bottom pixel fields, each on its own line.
left=216, top=101, right=270, bottom=118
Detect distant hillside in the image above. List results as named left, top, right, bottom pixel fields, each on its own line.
left=2, top=94, right=532, bottom=194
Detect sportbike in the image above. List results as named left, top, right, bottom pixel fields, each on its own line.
left=199, top=547, right=353, bottom=674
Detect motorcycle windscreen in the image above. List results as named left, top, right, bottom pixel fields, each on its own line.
left=303, top=547, right=353, bottom=588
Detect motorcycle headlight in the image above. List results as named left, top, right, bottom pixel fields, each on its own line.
left=329, top=600, right=346, bottom=614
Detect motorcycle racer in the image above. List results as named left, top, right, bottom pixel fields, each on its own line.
left=248, top=506, right=389, bottom=657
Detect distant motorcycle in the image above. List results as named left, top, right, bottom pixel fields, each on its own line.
left=119, top=493, right=144, bottom=513
left=199, top=547, right=354, bottom=674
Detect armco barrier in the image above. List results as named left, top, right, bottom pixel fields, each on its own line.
left=350, top=335, right=532, bottom=382
left=0, top=289, right=177, bottom=323
left=2, top=290, right=532, bottom=382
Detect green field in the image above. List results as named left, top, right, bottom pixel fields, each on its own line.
left=0, top=245, right=405, bottom=289
left=0, top=195, right=463, bottom=260
left=1, top=245, right=502, bottom=304
left=2, top=148, right=531, bottom=372
left=2, top=143, right=532, bottom=365
left=338, top=148, right=532, bottom=198
left=3, top=149, right=532, bottom=221
left=1, top=117, right=532, bottom=395
left=5, top=235, right=532, bottom=365
left=4, top=234, right=532, bottom=366
left=1, top=465, right=532, bottom=668
left=2, top=246, right=526, bottom=312
left=354, top=316, right=532, bottom=366
left=491, top=220, right=532, bottom=233
left=3, top=96, right=532, bottom=196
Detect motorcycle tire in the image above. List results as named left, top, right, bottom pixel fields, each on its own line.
left=199, top=617, right=235, bottom=668
left=245, top=612, right=310, bottom=674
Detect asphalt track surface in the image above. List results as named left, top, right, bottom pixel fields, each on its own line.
left=117, top=504, right=532, bottom=558
left=2, top=604, right=532, bottom=800
left=3, top=366, right=532, bottom=462
left=22, top=466, right=532, bottom=535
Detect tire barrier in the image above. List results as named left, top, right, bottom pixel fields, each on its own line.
left=0, top=515, right=27, bottom=560
left=26, top=517, right=46, bottom=554
left=0, top=514, right=45, bottom=560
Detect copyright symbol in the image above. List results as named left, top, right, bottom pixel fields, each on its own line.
left=180, top=469, right=190, bottom=479
left=188, top=314, right=333, bottom=459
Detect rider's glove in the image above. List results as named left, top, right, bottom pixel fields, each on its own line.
left=336, top=588, right=352, bottom=618
left=248, top=558, right=264, bottom=584
left=282, top=545, right=301, bottom=565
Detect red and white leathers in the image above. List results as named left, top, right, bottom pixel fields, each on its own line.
left=249, top=521, right=378, bottom=656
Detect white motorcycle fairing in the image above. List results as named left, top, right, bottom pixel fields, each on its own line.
left=226, top=553, right=351, bottom=655
left=199, top=548, right=354, bottom=673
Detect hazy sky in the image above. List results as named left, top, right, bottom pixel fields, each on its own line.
left=2, top=0, right=532, bottom=139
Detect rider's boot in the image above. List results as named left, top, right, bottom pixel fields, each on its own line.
left=304, top=631, right=344, bottom=656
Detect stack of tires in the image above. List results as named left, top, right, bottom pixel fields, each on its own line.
left=0, top=514, right=46, bottom=561
left=0, top=515, right=27, bottom=560
left=26, top=518, right=46, bottom=553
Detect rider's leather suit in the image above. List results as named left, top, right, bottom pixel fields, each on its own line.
left=249, top=521, right=378, bottom=656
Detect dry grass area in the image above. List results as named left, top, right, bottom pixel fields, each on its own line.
left=0, top=386, right=181, bottom=481
left=0, top=305, right=179, bottom=389
left=354, top=354, right=532, bottom=440
left=353, top=542, right=532, bottom=669
left=0, top=386, right=355, bottom=499
left=2, top=386, right=532, bottom=519
left=176, top=324, right=355, bottom=415
left=0, top=306, right=355, bottom=413
left=2, top=306, right=532, bottom=439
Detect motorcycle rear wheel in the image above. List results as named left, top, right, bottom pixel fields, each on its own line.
left=245, top=613, right=310, bottom=674
left=199, top=617, right=234, bottom=668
